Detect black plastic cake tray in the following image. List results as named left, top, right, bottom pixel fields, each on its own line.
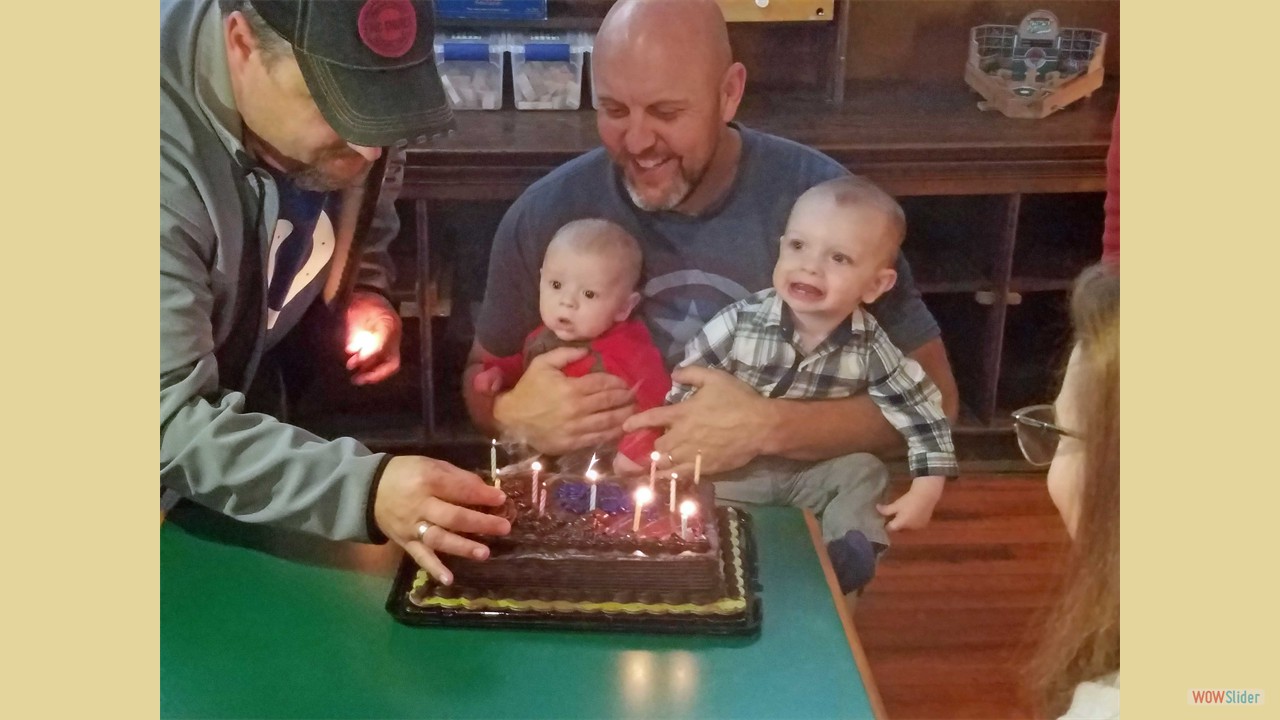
left=386, top=507, right=761, bottom=635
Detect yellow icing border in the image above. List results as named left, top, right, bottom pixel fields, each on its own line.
left=408, top=510, right=750, bottom=617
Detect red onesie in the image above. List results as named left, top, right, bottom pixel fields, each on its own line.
left=483, top=318, right=671, bottom=464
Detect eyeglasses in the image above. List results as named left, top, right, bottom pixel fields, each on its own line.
left=1011, top=404, right=1079, bottom=467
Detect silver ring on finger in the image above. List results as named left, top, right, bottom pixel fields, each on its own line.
left=415, top=520, right=432, bottom=543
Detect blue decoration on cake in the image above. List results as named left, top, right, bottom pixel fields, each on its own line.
left=556, top=480, right=633, bottom=514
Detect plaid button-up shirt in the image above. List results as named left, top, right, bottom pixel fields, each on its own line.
left=667, top=289, right=958, bottom=478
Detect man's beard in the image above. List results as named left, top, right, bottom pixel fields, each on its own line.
left=624, top=173, right=691, bottom=212
left=621, top=157, right=709, bottom=213
left=290, top=147, right=372, bottom=192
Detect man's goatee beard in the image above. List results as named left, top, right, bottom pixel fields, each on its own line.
left=624, top=175, right=692, bottom=212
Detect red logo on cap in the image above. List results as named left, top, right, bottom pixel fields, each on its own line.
left=358, top=0, right=417, bottom=58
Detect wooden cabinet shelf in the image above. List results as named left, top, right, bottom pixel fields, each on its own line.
left=404, top=82, right=1116, bottom=200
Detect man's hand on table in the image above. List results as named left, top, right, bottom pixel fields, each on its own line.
left=624, top=366, right=775, bottom=478
left=345, top=291, right=402, bottom=386
left=493, top=346, right=635, bottom=455
left=374, top=456, right=511, bottom=585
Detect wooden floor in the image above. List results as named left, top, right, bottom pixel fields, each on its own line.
left=854, top=474, right=1071, bottom=720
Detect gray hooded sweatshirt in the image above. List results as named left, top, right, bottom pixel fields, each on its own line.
left=161, top=0, right=403, bottom=541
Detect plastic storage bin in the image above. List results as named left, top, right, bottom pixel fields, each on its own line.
left=434, top=31, right=505, bottom=110
left=436, top=0, right=547, bottom=21
left=508, top=31, right=588, bottom=110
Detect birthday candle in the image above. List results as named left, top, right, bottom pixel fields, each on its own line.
left=530, top=461, right=543, bottom=508
left=669, top=472, right=678, bottom=513
left=694, top=451, right=702, bottom=485
left=634, top=486, right=653, bottom=533
left=586, top=469, right=599, bottom=512
left=490, top=439, right=499, bottom=490
left=349, top=330, right=377, bottom=358
left=649, top=451, right=660, bottom=490
left=680, top=500, right=697, bottom=541
left=538, top=478, right=547, bottom=516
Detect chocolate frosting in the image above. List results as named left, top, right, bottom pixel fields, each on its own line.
left=441, top=471, right=725, bottom=604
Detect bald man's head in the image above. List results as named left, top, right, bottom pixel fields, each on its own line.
left=591, top=0, right=747, bottom=213
left=596, top=0, right=732, bottom=88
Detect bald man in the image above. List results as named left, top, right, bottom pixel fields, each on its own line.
left=464, top=0, right=957, bottom=483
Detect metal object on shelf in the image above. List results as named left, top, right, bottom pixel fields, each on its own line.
left=965, top=9, right=1106, bottom=119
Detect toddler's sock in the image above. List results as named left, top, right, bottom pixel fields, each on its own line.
left=826, top=530, right=878, bottom=595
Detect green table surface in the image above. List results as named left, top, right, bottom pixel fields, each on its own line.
left=161, top=503, right=879, bottom=719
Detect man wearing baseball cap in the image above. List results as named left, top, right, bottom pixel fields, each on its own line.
left=161, top=0, right=507, bottom=584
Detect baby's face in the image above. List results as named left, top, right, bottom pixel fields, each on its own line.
left=773, top=195, right=898, bottom=325
left=539, top=245, right=639, bottom=343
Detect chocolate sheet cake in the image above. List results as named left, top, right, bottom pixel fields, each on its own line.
left=387, top=468, right=760, bottom=634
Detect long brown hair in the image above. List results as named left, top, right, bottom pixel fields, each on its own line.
left=1031, top=263, right=1121, bottom=716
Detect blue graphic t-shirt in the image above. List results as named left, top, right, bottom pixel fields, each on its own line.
left=476, top=126, right=940, bottom=367
left=262, top=167, right=335, bottom=350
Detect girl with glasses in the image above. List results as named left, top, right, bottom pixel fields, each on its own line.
left=1019, top=263, right=1120, bottom=718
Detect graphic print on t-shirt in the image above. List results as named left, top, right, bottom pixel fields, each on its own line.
left=642, top=269, right=751, bottom=364
left=264, top=174, right=334, bottom=333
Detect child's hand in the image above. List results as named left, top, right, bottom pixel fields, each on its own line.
left=471, top=366, right=505, bottom=397
left=612, top=453, right=645, bottom=477
left=877, top=475, right=945, bottom=531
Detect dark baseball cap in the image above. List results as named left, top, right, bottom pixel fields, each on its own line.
left=252, top=0, right=455, bottom=146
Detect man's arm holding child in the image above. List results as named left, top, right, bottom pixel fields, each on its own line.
left=775, top=337, right=958, bottom=459
left=464, top=340, right=635, bottom=453
left=636, top=338, right=957, bottom=477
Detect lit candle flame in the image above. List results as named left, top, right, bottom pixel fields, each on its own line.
left=634, top=486, right=653, bottom=532
left=348, top=329, right=378, bottom=358
left=586, top=467, right=600, bottom=512
left=679, top=499, right=696, bottom=540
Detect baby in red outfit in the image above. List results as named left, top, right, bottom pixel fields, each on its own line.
left=472, top=218, right=670, bottom=474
